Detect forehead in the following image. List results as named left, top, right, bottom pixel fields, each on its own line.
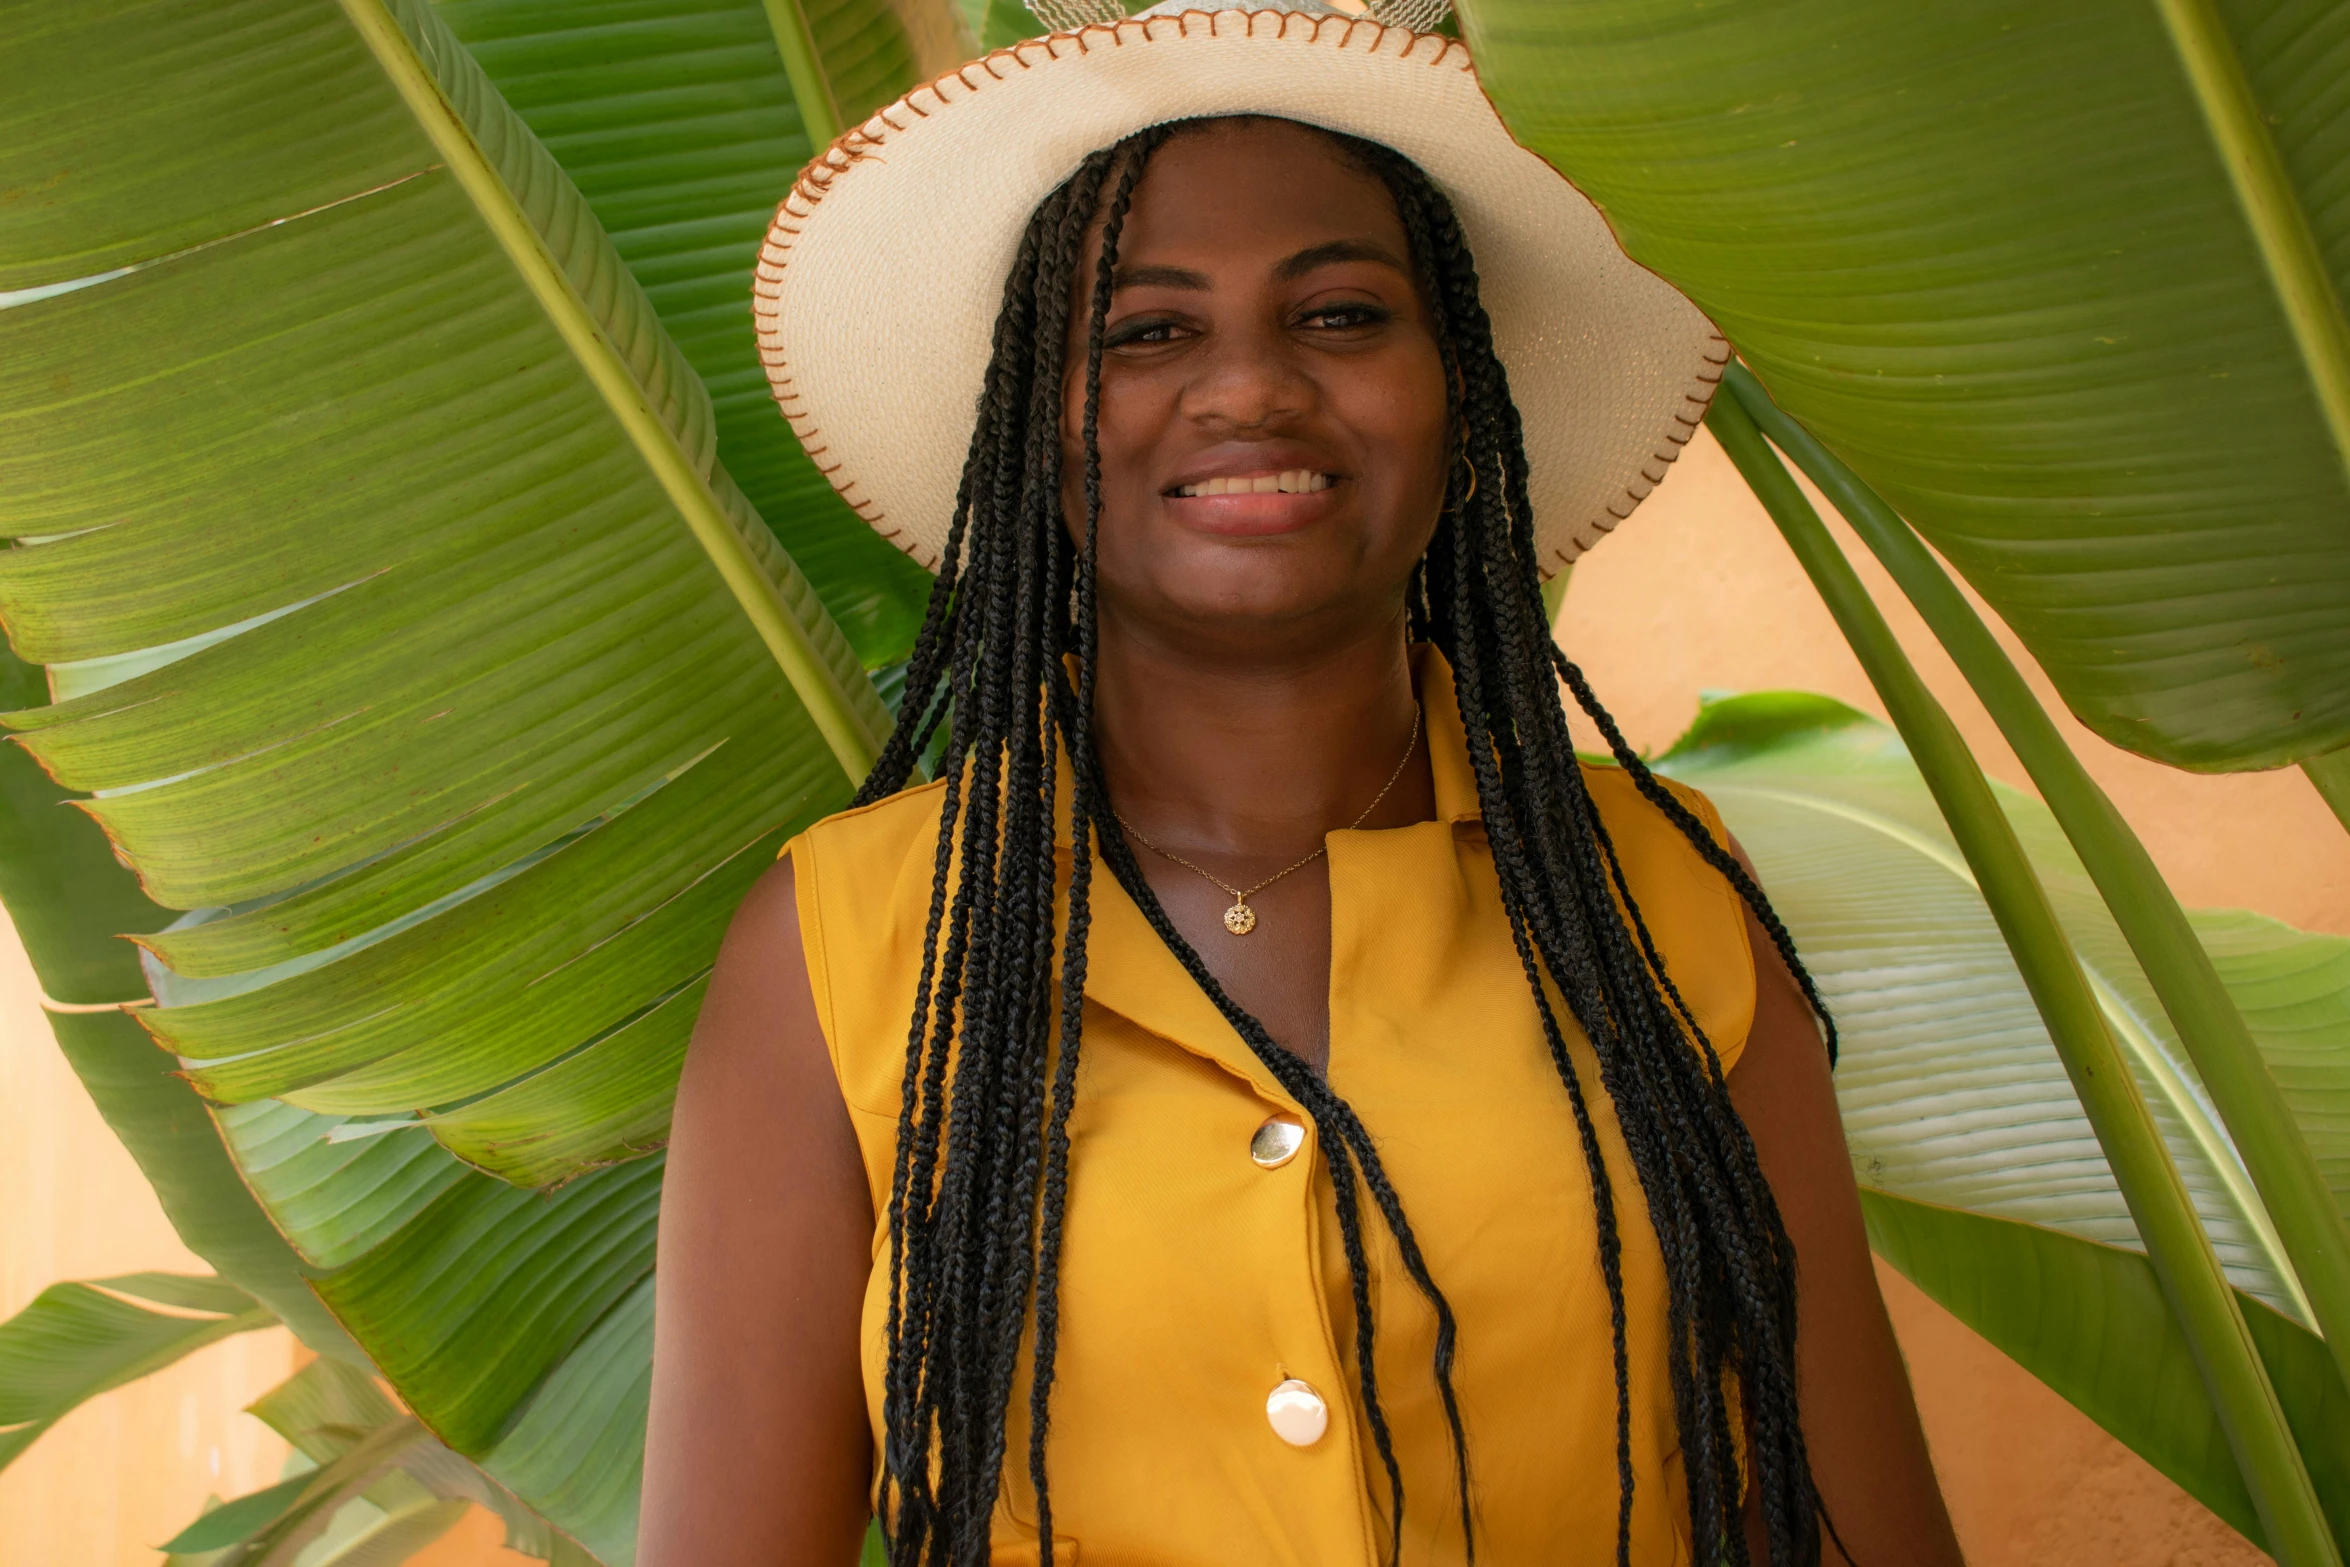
left=1113, top=119, right=1409, bottom=264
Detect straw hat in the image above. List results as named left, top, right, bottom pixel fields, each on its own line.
left=752, top=0, right=1727, bottom=576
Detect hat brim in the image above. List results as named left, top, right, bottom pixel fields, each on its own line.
left=753, top=8, right=1726, bottom=575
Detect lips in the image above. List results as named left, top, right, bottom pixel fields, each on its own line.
left=1162, top=466, right=1340, bottom=537
left=1172, top=469, right=1333, bottom=498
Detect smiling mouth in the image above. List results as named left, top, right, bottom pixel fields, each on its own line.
left=1171, top=470, right=1334, bottom=498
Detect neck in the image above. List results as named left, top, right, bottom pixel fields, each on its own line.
left=1089, top=610, right=1434, bottom=858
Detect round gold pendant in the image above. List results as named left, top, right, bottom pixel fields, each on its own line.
left=1223, top=901, right=1258, bottom=936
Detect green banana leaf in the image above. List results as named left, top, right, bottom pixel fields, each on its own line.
left=0, top=648, right=354, bottom=1351
left=157, top=1356, right=584, bottom=1565
left=164, top=1478, right=328, bottom=1557
left=0, top=0, right=932, bottom=1556
left=1656, top=690, right=2350, bottom=1541
left=170, top=1416, right=435, bottom=1564
left=292, top=1498, right=474, bottom=1567
left=1863, top=1191, right=2350, bottom=1551
left=958, top=0, right=1044, bottom=51
left=1657, top=690, right=2346, bottom=1323
left=2194, top=906, right=2350, bottom=1221
left=1462, top=0, right=2350, bottom=773
left=432, top=0, right=941, bottom=666
left=0, top=1273, right=275, bottom=1470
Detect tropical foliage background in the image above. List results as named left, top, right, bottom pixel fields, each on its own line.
left=1, top=0, right=2346, bottom=1561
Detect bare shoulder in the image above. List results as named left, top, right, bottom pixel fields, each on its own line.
left=699, top=852, right=818, bottom=1064
left=667, top=850, right=856, bottom=1215
left=637, top=852, right=876, bottom=1564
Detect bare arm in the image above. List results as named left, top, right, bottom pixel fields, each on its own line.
left=1726, top=842, right=1965, bottom=1566
left=638, top=855, right=876, bottom=1567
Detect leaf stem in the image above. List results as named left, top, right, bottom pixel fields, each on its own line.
left=2149, top=0, right=2350, bottom=488
left=763, top=0, right=844, bottom=149
left=339, top=0, right=880, bottom=781
left=1727, top=363, right=2350, bottom=1394
left=1709, top=388, right=2341, bottom=1566
left=2305, top=749, right=2350, bottom=838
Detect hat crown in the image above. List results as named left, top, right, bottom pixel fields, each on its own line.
left=1130, top=0, right=1346, bottom=15
left=1029, top=0, right=1453, bottom=35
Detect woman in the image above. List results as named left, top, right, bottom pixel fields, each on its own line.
left=642, top=6, right=1961, bottom=1564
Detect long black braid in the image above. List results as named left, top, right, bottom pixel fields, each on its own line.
left=854, top=117, right=1829, bottom=1567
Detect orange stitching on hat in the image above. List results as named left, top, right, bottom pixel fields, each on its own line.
left=1571, top=330, right=1732, bottom=551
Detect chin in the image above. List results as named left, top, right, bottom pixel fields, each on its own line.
left=1159, top=560, right=1395, bottom=642
left=1092, top=513, right=1423, bottom=646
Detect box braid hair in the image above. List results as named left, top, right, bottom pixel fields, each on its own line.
left=850, top=116, right=1837, bottom=1567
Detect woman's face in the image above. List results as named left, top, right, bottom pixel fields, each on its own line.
left=1061, top=118, right=1451, bottom=657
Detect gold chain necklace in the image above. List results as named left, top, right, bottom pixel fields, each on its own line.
left=1113, top=705, right=1422, bottom=936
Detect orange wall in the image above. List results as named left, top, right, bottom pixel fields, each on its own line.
left=6, top=425, right=2337, bottom=1565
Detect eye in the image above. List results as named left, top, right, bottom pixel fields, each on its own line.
left=1103, top=314, right=1188, bottom=350
left=1297, top=300, right=1393, bottom=334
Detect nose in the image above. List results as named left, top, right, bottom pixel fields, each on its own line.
left=1177, top=319, right=1312, bottom=434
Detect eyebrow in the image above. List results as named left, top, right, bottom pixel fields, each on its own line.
left=1112, top=262, right=1211, bottom=292
left=1109, top=238, right=1410, bottom=292
left=1273, top=238, right=1409, bottom=281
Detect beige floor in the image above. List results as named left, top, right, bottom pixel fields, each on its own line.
left=6, top=425, right=2337, bottom=1563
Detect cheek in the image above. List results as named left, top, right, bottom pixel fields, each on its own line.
left=1058, top=370, right=1163, bottom=512
left=1349, top=349, right=1453, bottom=510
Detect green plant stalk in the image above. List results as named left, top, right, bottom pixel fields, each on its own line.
left=1726, top=363, right=2350, bottom=1393
left=1708, top=390, right=2340, bottom=1565
left=762, top=0, right=844, bottom=149
left=338, top=0, right=881, bottom=782
left=2148, top=0, right=2350, bottom=483
left=2306, top=749, right=2350, bottom=837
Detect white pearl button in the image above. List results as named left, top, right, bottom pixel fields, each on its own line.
left=1250, top=1116, right=1306, bottom=1169
left=1266, top=1378, right=1328, bottom=1446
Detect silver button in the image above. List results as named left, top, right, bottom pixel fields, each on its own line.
left=1250, top=1116, right=1306, bottom=1169
left=1266, top=1378, right=1328, bottom=1446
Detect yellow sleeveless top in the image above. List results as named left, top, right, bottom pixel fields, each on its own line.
left=785, top=647, right=1755, bottom=1566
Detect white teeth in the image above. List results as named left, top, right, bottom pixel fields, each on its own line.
left=1177, top=470, right=1332, bottom=497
